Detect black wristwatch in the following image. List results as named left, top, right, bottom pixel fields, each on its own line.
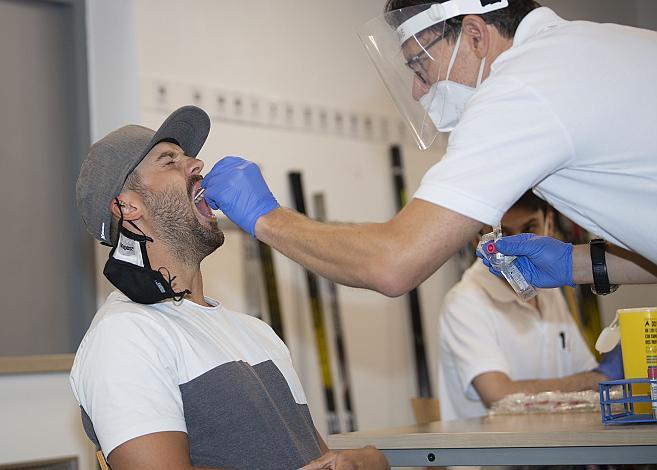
left=590, top=239, right=619, bottom=295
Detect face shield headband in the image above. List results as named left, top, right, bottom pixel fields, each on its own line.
left=396, top=0, right=509, bottom=43
left=103, top=199, right=191, bottom=304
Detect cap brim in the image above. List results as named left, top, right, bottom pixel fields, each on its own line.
left=143, top=105, right=210, bottom=161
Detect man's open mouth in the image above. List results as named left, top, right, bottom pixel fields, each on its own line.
left=193, top=187, right=205, bottom=204
left=192, top=184, right=214, bottom=219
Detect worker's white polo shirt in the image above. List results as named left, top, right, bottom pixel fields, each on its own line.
left=414, top=7, right=657, bottom=264
left=437, top=262, right=597, bottom=422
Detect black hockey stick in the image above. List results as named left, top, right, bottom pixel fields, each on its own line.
left=289, top=171, right=340, bottom=434
left=257, top=241, right=285, bottom=342
left=390, top=145, right=433, bottom=398
left=313, top=192, right=356, bottom=431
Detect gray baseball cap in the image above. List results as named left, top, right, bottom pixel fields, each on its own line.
left=76, top=105, right=211, bottom=245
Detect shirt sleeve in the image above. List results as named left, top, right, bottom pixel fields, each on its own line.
left=70, top=314, right=186, bottom=456
left=439, top=288, right=511, bottom=401
left=414, top=76, right=574, bottom=226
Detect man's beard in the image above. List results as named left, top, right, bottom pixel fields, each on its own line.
left=142, top=180, right=224, bottom=266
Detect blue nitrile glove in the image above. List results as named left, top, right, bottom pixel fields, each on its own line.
left=201, top=156, right=280, bottom=237
left=477, top=233, right=575, bottom=288
left=594, top=344, right=624, bottom=380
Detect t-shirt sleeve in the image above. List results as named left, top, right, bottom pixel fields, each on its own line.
left=414, top=76, right=574, bottom=226
left=69, top=314, right=186, bottom=456
left=439, top=288, right=511, bottom=400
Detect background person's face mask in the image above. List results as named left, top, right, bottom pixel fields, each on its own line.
left=419, top=31, right=486, bottom=132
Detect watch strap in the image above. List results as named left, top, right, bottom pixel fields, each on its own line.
left=590, top=239, right=616, bottom=295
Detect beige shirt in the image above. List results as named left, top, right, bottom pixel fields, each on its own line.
left=438, top=262, right=597, bottom=421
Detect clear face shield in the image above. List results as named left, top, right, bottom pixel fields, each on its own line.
left=357, top=0, right=509, bottom=150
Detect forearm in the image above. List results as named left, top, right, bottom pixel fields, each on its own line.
left=255, top=208, right=408, bottom=295
left=506, top=371, right=605, bottom=396
left=110, top=460, right=224, bottom=470
left=256, top=202, right=481, bottom=296
left=111, top=459, right=226, bottom=469
left=475, top=371, right=606, bottom=408
left=203, top=157, right=483, bottom=294
left=572, top=243, right=657, bottom=285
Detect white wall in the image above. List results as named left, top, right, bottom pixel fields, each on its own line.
left=0, top=373, right=95, bottom=468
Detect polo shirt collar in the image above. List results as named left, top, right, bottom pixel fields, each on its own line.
left=513, top=7, right=566, bottom=48
left=467, top=261, right=521, bottom=305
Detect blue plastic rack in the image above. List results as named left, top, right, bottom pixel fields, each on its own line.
left=599, top=378, right=657, bottom=424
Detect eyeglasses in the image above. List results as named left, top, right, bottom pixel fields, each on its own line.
left=405, top=34, right=443, bottom=85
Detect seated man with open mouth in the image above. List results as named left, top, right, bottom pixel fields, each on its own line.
left=71, top=105, right=388, bottom=470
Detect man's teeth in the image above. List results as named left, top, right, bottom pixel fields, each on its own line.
left=193, top=188, right=205, bottom=203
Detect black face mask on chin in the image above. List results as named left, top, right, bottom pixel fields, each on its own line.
left=103, top=202, right=191, bottom=304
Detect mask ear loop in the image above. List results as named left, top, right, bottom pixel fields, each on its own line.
left=445, top=31, right=463, bottom=81
left=158, top=266, right=192, bottom=302
left=114, top=198, right=125, bottom=244
left=445, top=31, right=487, bottom=88
left=114, top=198, right=154, bottom=243
left=475, top=56, right=487, bottom=87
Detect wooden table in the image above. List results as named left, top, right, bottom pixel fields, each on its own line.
left=328, top=412, right=657, bottom=467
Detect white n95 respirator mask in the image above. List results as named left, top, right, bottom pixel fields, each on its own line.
left=419, top=32, right=486, bottom=133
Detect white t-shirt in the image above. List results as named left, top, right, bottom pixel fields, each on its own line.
left=69, top=291, right=321, bottom=470
left=414, top=7, right=657, bottom=264
left=438, top=262, right=598, bottom=422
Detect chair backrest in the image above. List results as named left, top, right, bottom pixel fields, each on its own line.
left=411, top=397, right=441, bottom=424
left=95, top=451, right=110, bottom=470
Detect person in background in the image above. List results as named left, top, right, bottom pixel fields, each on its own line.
left=72, top=105, right=388, bottom=470
left=437, top=191, right=622, bottom=421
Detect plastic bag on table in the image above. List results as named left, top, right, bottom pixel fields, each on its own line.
left=488, top=390, right=608, bottom=415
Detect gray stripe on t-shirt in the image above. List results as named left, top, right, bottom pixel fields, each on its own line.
left=80, top=359, right=321, bottom=469
left=181, top=359, right=321, bottom=469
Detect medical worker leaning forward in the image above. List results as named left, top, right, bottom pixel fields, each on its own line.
left=201, top=0, right=657, bottom=297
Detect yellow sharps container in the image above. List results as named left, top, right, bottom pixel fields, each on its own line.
left=618, top=307, right=657, bottom=413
